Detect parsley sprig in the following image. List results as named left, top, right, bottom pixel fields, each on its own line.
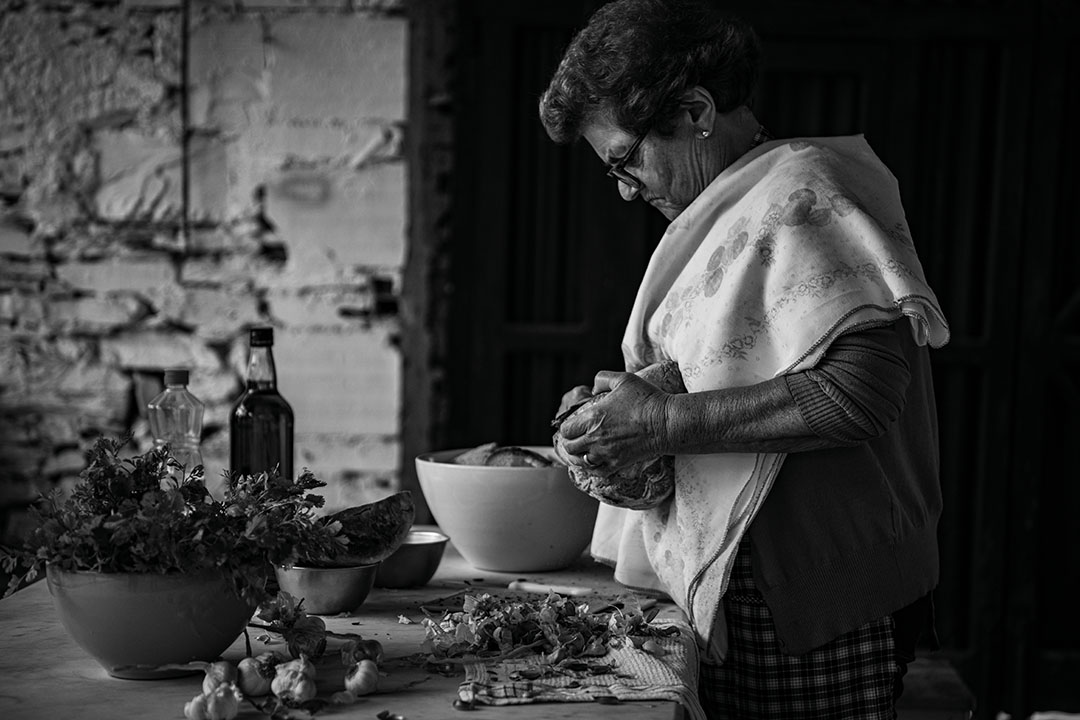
left=0, top=435, right=347, bottom=606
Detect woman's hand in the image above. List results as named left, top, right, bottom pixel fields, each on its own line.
left=557, top=371, right=670, bottom=472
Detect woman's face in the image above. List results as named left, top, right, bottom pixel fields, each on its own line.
left=582, top=115, right=713, bottom=221
left=581, top=97, right=750, bottom=221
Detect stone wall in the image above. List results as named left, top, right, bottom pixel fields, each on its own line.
left=0, top=0, right=410, bottom=528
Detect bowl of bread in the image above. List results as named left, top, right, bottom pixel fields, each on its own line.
left=415, top=443, right=599, bottom=572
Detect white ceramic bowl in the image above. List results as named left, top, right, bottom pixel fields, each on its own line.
left=415, top=447, right=599, bottom=572
left=47, top=567, right=254, bottom=679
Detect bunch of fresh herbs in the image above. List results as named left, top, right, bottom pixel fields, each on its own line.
left=0, top=435, right=348, bottom=606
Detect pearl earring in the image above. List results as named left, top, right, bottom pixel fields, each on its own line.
left=700, top=130, right=711, bottom=138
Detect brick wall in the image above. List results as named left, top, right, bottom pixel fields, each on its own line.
left=0, top=0, right=410, bottom=524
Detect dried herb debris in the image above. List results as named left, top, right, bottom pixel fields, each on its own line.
left=421, top=591, right=678, bottom=665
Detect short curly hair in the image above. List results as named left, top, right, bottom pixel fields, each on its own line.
left=539, top=0, right=761, bottom=144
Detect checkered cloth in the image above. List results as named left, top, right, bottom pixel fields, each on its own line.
left=699, top=541, right=897, bottom=719
left=458, top=619, right=707, bottom=720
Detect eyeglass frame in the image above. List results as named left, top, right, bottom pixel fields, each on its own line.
left=605, top=126, right=650, bottom=190
left=604, top=92, right=680, bottom=190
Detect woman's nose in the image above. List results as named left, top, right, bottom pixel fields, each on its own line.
left=618, top=180, right=640, bottom=201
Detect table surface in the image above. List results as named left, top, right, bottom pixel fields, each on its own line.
left=0, top=544, right=687, bottom=720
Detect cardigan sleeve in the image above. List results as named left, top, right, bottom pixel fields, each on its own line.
left=784, top=323, right=912, bottom=444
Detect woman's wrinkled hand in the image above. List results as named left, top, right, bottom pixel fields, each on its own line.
left=557, top=371, right=670, bottom=472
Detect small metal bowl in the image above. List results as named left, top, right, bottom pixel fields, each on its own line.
left=275, top=563, right=379, bottom=614
left=374, top=526, right=449, bottom=588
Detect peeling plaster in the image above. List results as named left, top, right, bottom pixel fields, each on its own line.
left=1, top=1, right=410, bottom=511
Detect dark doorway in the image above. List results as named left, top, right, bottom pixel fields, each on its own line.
left=446, top=2, right=668, bottom=450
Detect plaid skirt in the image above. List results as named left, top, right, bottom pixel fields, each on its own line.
left=699, top=541, right=897, bottom=720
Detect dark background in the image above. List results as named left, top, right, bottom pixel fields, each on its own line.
left=413, top=1, right=1080, bottom=718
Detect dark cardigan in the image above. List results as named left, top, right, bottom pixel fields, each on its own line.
left=749, top=321, right=943, bottom=655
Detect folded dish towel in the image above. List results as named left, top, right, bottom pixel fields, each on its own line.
left=457, top=619, right=706, bottom=720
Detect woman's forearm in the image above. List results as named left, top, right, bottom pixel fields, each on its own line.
left=659, top=377, right=832, bottom=455
left=658, top=324, right=912, bottom=456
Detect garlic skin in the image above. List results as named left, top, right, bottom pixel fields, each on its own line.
left=201, top=660, right=239, bottom=695
left=271, top=664, right=317, bottom=703
left=343, top=658, right=379, bottom=696
left=184, top=682, right=242, bottom=720
left=236, top=654, right=278, bottom=696
left=275, top=655, right=316, bottom=679
left=183, top=694, right=208, bottom=720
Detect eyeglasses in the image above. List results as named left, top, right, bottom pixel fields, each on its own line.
left=605, top=127, right=649, bottom=190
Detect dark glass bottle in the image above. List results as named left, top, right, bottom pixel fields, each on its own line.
left=230, top=327, right=294, bottom=479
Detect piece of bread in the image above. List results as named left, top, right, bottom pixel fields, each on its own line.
left=484, top=446, right=553, bottom=467
left=552, top=362, right=685, bottom=510
left=452, top=442, right=498, bottom=465
left=452, top=443, right=554, bottom=467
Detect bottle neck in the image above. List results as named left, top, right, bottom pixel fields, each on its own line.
left=245, top=346, right=278, bottom=390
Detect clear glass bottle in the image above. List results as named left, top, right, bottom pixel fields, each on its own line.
left=147, top=367, right=205, bottom=475
left=230, top=327, right=295, bottom=479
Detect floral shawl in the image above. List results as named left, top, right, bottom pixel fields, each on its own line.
left=590, top=135, right=950, bottom=660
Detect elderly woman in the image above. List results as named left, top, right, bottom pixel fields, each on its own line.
left=540, top=1, right=951, bottom=719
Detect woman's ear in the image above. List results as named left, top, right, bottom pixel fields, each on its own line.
left=679, top=86, right=717, bottom=135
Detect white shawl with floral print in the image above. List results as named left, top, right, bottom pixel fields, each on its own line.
left=591, top=135, right=950, bottom=660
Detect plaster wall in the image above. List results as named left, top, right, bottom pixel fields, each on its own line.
left=0, top=0, right=409, bottom=523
